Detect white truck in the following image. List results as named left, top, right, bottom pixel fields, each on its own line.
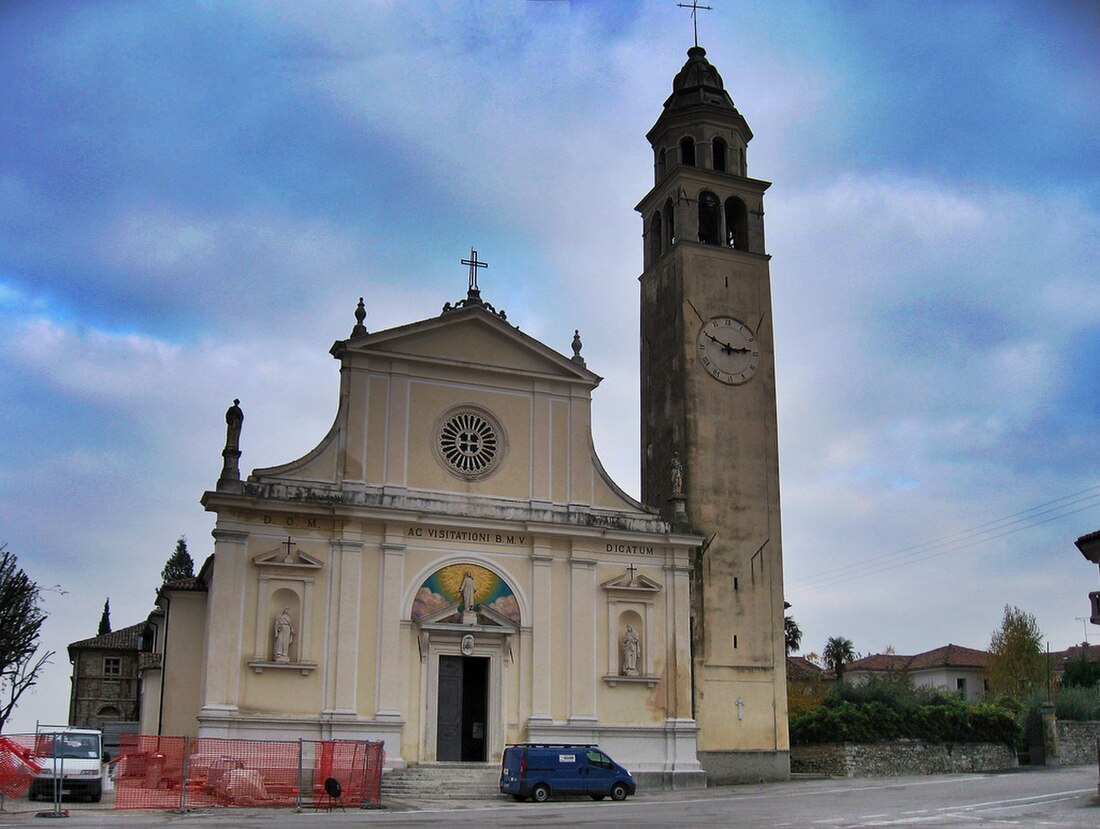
left=28, top=725, right=107, bottom=802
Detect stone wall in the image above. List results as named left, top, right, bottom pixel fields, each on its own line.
left=1054, top=721, right=1100, bottom=765
left=791, top=741, right=1017, bottom=777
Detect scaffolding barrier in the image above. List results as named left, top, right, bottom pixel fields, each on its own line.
left=113, top=735, right=383, bottom=811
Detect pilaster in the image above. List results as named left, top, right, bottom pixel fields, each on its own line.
left=201, top=528, right=248, bottom=714
left=568, top=552, right=596, bottom=722
left=529, top=546, right=553, bottom=722
left=376, top=534, right=406, bottom=719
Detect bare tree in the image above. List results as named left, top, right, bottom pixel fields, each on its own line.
left=0, top=545, right=54, bottom=731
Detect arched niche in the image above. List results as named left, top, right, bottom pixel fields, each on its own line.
left=249, top=540, right=321, bottom=674
left=601, top=569, right=662, bottom=687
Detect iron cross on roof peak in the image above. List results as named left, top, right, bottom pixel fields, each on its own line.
left=461, top=248, right=488, bottom=297
left=677, top=0, right=713, bottom=48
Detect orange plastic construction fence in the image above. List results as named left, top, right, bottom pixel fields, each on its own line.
left=0, top=737, right=43, bottom=799
left=113, top=735, right=383, bottom=810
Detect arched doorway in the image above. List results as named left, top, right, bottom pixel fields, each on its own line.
left=411, top=563, right=520, bottom=762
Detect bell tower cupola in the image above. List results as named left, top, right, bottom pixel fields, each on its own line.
left=641, top=47, right=767, bottom=269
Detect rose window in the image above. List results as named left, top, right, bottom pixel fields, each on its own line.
left=438, top=410, right=501, bottom=478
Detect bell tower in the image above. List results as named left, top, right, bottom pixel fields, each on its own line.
left=637, top=46, right=789, bottom=782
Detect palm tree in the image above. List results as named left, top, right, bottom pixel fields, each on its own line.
left=784, top=615, right=803, bottom=656
left=823, top=636, right=855, bottom=680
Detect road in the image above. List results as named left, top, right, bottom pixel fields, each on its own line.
left=0, top=766, right=1096, bottom=828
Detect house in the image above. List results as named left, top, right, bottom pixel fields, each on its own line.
left=843, top=645, right=989, bottom=703
left=1049, top=641, right=1100, bottom=687
left=67, top=622, right=145, bottom=736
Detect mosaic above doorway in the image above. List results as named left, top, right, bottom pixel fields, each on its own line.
left=412, top=563, right=520, bottom=623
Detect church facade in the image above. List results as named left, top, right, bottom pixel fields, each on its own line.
left=141, top=45, right=788, bottom=786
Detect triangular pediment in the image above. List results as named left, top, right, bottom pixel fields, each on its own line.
left=253, top=545, right=323, bottom=570
left=338, top=306, right=600, bottom=385
left=415, top=600, right=517, bottom=632
left=602, top=572, right=663, bottom=592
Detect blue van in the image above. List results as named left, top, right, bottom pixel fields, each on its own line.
left=499, top=743, right=636, bottom=802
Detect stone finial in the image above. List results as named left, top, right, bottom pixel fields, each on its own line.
left=571, top=329, right=586, bottom=366
left=217, top=399, right=244, bottom=493
left=350, top=297, right=368, bottom=338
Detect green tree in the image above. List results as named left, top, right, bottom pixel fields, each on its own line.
left=97, top=597, right=111, bottom=635
left=161, top=536, right=195, bottom=583
left=823, top=636, right=856, bottom=680
left=0, top=544, right=54, bottom=731
left=785, top=615, right=803, bottom=656
left=1060, top=654, right=1100, bottom=690
left=987, top=604, right=1044, bottom=699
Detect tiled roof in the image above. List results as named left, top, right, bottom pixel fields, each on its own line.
left=847, top=644, right=989, bottom=674
left=786, top=656, right=826, bottom=680
left=1053, top=643, right=1100, bottom=664
left=67, top=621, right=145, bottom=652
left=908, top=644, right=989, bottom=670
left=846, top=653, right=909, bottom=672
left=161, top=577, right=204, bottom=591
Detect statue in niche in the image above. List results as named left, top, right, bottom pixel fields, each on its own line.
left=621, top=625, right=641, bottom=676
left=273, top=607, right=294, bottom=663
left=670, top=452, right=684, bottom=496
left=460, top=570, right=477, bottom=611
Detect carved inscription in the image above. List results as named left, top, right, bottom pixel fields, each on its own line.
left=262, top=514, right=323, bottom=529
left=606, top=544, right=655, bottom=555
left=406, top=526, right=527, bottom=546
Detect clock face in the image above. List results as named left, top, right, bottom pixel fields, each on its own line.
left=696, top=317, right=760, bottom=385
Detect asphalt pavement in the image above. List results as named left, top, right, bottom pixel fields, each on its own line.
left=0, top=765, right=1097, bottom=828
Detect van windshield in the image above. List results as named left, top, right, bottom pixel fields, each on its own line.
left=38, top=734, right=101, bottom=759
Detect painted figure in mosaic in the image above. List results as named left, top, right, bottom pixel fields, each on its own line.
left=460, top=570, right=477, bottom=611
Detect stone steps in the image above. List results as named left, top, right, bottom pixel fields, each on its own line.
left=381, top=762, right=501, bottom=801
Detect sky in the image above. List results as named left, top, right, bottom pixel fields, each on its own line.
left=1, top=0, right=1098, bottom=731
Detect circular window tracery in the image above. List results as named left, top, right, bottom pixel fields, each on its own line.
left=437, top=408, right=505, bottom=479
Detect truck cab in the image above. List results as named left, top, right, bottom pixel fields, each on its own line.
left=28, top=726, right=106, bottom=802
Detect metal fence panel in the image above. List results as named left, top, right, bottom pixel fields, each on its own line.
left=112, top=735, right=383, bottom=811
left=0, top=737, right=43, bottom=799
left=114, top=735, right=188, bottom=810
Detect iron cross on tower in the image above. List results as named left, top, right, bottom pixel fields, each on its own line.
left=461, top=248, right=488, bottom=300
left=677, top=0, right=713, bottom=47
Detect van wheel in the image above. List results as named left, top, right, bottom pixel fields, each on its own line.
left=590, top=794, right=605, bottom=800
left=531, top=784, right=550, bottom=803
left=610, top=782, right=628, bottom=801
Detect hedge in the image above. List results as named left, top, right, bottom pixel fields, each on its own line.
left=791, top=691, right=1018, bottom=747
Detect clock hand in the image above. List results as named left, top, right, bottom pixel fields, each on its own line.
left=703, top=331, right=732, bottom=348
left=703, top=330, right=751, bottom=355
